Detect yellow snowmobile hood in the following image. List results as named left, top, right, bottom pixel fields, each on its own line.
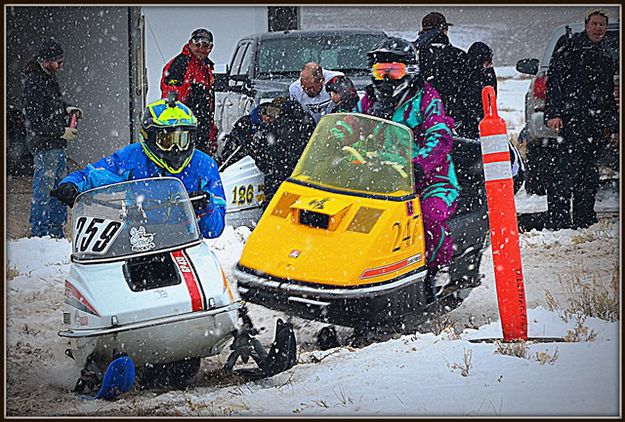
left=238, top=179, right=427, bottom=288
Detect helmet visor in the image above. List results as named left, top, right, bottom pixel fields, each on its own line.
left=155, top=130, right=193, bottom=152
left=372, top=62, right=419, bottom=80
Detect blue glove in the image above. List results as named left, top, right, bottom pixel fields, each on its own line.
left=188, top=190, right=226, bottom=213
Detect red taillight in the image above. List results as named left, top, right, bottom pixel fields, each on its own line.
left=533, top=75, right=547, bottom=100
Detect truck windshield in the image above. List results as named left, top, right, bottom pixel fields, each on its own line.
left=257, top=34, right=386, bottom=78
left=291, top=113, right=414, bottom=196
left=71, top=178, right=200, bottom=262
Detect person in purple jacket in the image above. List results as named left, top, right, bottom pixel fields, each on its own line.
left=358, top=37, right=460, bottom=297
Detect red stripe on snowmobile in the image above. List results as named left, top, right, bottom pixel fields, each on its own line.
left=359, top=254, right=421, bottom=279
left=64, top=280, right=100, bottom=316
left=171, top=250, right=204, bottom=312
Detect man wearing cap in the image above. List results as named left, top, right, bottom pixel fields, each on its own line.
left=161, top=28, right=219, bottom=156
left=412, top=12, right=469, bottom=126
left=22, top=38, right=83, bottom=238
left=544, top=9, right=618, bottom=229
left=289, top=62, right=344, bottom=124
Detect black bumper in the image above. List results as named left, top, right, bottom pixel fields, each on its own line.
left=233, top=264, right=429, bottom=328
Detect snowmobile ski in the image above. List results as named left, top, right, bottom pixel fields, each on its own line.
left=75, top=354, right=135, bottom=401
left=224, top=315, right=297, bottom=381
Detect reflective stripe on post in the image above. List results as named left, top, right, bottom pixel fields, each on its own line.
left=479, top=86, right=528, bottom=341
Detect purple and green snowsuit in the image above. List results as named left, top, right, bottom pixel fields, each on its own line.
left=359, top=82, right=460, bottom=270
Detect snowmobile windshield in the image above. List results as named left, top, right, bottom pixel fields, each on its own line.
left=291, top=113, right=414, bottom=197
left=257, top=34, right=386, bottom=78
left=71, top=177, right=201, bottom=263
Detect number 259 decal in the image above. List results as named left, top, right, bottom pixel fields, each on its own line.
left=74, top=216, right=122, bottom=254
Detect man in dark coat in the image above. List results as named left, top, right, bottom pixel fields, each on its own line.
left=458, top=41, right=497, bottom=140
left=544, top=9, right=618, bottom=229
left=161, top=29, right=219, bottom=156
left=412, top=12, right=469, bottom=126
left=217, top=102, right=280, bottom=168
left=22, top=38, right=82, bottom=238
left=253, top=97, right=315, bottom=208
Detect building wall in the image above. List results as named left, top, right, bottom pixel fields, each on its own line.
left=6, top=6, right=143, bottom=168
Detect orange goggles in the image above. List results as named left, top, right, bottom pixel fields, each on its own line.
left=372, top=62, right=418, bottom=80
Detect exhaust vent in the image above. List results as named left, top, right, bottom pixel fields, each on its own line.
left=299, top=210, right=330, bottom=229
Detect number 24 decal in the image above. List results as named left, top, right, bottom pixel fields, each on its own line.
left=231, top=184, right=263, bottom=206
left=391, top=218, right=419, bottom=252
left=74, top=216, right=122, bottom=254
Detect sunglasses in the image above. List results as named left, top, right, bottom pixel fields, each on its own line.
left=372, top=62, right=418, bottom=80
left=193, top=41, right=213, bottom=49
left=155, top=130, right=193, bottom=152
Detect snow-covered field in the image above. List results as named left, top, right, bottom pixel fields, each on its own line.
left=5, top=59, right=621, bottom=418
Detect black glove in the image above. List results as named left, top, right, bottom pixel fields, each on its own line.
left=188, top=190, right=211, bottom=213
left=413, top=163, right=425, bottom=182
left=50, top=183, right=80, bottom=207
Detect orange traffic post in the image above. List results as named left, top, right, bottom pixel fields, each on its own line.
left=479, top=86, right=528, bottom=341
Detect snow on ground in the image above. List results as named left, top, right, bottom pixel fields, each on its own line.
left=5, top=68, right=621, bottom=416
left=5, top=217, right=620, bottom=416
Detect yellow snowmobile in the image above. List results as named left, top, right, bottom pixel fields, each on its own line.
left=233, top=113, right=488, bottom=330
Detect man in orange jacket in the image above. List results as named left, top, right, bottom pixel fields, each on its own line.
left=161, top=29, right=219, bottom=155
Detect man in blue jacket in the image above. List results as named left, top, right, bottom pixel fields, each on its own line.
left=51, top=98, right=226, bottom=239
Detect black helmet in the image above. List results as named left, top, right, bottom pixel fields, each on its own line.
left=367, top=37, right=420, bottom=105
left=367, top=37, right=419, bottom=68
left=140, top=97, right=198, bottom=174
left=325, top=75, right=359, bottom=112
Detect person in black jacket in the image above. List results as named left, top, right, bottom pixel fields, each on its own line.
left=325, top=75, right=359, bottom=113
left=544, top=9, right=618, bottom=229
left=253, top=96, right=315, bottom=209
left=22, top=39, right=82, bottom=238
left=458, top=42, right=497, bottom=140
left=412, top=12, right=469, bottom=126
left=217, top=101, right=280, bottom=168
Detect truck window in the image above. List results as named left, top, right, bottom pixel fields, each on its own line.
left=256, top=34, right=386, bottom=78
left=230, top=42, right=251, bottom=80
left=238, top=42, right=255, bottom=79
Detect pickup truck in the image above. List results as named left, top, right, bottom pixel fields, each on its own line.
left=213, top=29, right=389, bottom=138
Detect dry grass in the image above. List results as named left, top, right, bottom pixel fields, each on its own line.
left=494, top=341, right=528, bottom=359
left=6, top=266, right=20, bottom=280
left=544, top=264, right=619, bottom=323
left=534, top=349, right=559, bottom=365
left=564, top=317, right=598, bottom=343
left=449, top=348, right=473, bottom=376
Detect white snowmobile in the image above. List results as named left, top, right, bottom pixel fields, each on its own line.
left=221, top=155, right=265, bottom=229
left=58, top=177, right=296, bottom=400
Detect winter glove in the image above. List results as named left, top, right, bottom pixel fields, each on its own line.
left=188, top=190, right=226, bottom=213
left=65, top=106, right=83, bottom=119
left=50, top=183, right=80, bottom=207
left=61, top=127, right=78, bottom=141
